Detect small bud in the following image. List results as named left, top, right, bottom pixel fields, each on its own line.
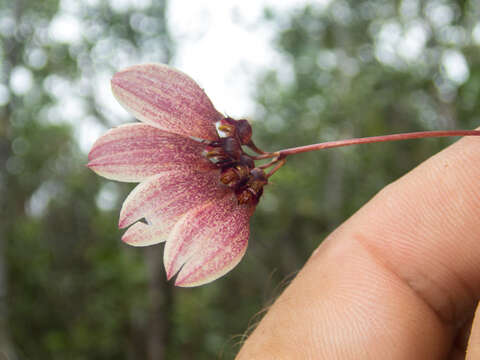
left=220, top=165, right=250, bottom=188
left=237, top=189, right=255, bottom=205
left=236, top=119, right=253, bottom=145
left=217, top=124, right=235, bottom=137
left=220, top=168, right=238, bottom=186
left=246, top=168, right=267, bottom=197
left=239, top=154, right=255, bottom=169
left=236, top=165, right=251, bottom=182
left=249, top=168, right=268, bottom=185
left=205, top=149, right=224, bottom=158
left=221, top=137, right=242, bottom=160
left=235, top=168, right=268, bottom=205
left=218, top=118, right=237, bottom=137
left=219, top=117, right=253, bottom=145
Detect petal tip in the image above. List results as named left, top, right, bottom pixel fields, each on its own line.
left=109, top=63, right=221, bottom=140
left=121, top=232, right=144, bottom=247
left=86, top=162, right=103, bottom=177
left=121, top=222, right=167, bottom=247
left=173, top=273, right=191, bottom=287
left=164, top=255, right=178, bottom=281
left=121, top=232, right=132, bottom=245
left=173, top=278, right=189, bottom=287
left=118, top=218, right=127, bottom=229
left=165, top=267, right=175, bottom=281
left=174, top=273, right=213, bottom=288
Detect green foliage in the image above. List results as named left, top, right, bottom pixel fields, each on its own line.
left=2, top=0, right=480, bottom=359
left=1, top=1, right=166, bottom=359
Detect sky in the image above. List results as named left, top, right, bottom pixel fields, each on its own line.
left=165, top=0, right=473, bottom=120
left=167, top=0, right=312, bottom=118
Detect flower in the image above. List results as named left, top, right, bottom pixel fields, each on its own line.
left=88, top=64, right=267, bottom=287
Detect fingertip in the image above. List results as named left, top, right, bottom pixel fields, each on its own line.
left=466, top=302, right=480, bottom=360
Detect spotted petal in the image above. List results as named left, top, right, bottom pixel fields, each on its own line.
left=111, top=63, right=222, bottom=140
left=119, top=169, right=228, bottom=234
left=122, top=222, right=166, bottom=247
left=164, top=195, right=252, bottom=287
left=87, top=123, right=214, bottom=182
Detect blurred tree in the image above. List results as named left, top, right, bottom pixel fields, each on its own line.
left=0, top=0, right=173, bottom=359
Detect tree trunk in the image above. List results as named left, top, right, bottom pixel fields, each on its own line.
left=0, top=1, right=22, bottom=356
left=0, top=234, right=16, bottom=360
left=145, top=246, right=174, bottom=360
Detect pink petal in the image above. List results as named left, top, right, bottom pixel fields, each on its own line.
left=87, top=123, right=215, bottom=182
left=122, top=222, right=166, bottom=247
left=119, top=168, right=228, bottom=231
left=164, top=195, right=253, bottom=287
left=111, top=63, right=222, bottom=140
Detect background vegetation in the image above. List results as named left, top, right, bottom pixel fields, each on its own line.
left=1, top=0, right=479, bottom=359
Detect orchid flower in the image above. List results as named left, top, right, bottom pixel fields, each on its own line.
left=88, top=63, right=480, bottom=287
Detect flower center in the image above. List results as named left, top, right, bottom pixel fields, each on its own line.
left=205, top=118, right=268, bottom=205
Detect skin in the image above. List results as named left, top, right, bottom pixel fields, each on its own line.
left=236, top=134, right=480, bottom=360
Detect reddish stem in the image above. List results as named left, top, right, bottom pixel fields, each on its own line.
left=256, top=130, right=480, bottom=159
left=266, top=157, right=286, bottom=178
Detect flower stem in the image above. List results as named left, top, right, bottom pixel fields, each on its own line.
left=255, top=130, right=480, bottom=159
left=266, top=156, right=286, bottom=178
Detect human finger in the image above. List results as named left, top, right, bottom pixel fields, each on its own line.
left=237, top=135, right=480, bottom=359
left=466, top=302, right=480, bottom=360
